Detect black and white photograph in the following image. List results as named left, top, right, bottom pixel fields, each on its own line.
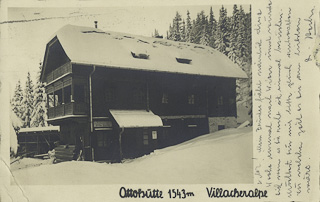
left=5, top=5, right=253, bottom=185
left=1, top=0, right=320, bottom=202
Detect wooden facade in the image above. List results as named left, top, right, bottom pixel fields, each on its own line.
left=40, top=25, right=246, bottom=162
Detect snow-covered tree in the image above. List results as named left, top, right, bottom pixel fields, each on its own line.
left=31, top=65, right=48, bottom=127
left=21, top=72, right=34, bottom=128
left=10, top=110, right=22, bottom=156
left=11, top=80, right=24, bottom=120
left=190, top=11, right=206, bottom=44
left=208, top=7, right=217, bottom=48
left=228, top=5, right=240, bottom=62
left=185, top=10, right=192, bottom=42
left=172, top=12, right=182, bottom=41
left=181, top=19, right=186, bottom=42
left=200, top=14, right=210, bottom=46
left=214, top=6, right=230, bottom=55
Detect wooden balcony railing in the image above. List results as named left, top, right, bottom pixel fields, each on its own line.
left=48, top=102, right=88, bottom=119
left=45, top=62, right=72, bottom=83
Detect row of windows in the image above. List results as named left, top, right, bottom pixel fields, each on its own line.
left=47, top=84, right=86, bottom=108
left=105, top=88, right=229, bottom=106
left=162, top=93, right=227, bottom=106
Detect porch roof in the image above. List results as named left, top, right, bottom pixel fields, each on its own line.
left=109, top=110, right=163, bottom=128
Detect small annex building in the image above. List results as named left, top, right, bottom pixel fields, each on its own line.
left=17, top=126, right=60, bottom=157
left=40, top=24, right=247, bottom=162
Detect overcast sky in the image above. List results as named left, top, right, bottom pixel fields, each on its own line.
left=2, top=5, right=249, bottom=94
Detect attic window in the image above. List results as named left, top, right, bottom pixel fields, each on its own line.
left=138, top=39, right=149, bottom=44
left=194, top=45, right=205, bottom=49
left=124, top=35, right=134, bottom=39
left=131, top=51, right=149, bottom=59
left=82, top=31, right=110, bottom=35
left=176, top=57, right=192, bottom=64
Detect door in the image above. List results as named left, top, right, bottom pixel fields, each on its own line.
left=94, top=130, right=119, bottom=161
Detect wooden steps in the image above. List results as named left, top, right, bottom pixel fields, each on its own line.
left=54, top=145, right=75, bottom=163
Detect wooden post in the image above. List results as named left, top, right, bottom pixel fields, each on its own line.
left=71, top=82, right=74, bottom=102
left=119, top=128, right=124, bottom=162
left=62, top=87, right=65, bottom=115
left=146, top=81, right=150, bottom=111
left=36, top=133, right=39, bottom=155
left=53, top=91, right=55, bottom=117
left=25, top=133, right=27, bottom=154
left=206, top=85, right=209, bottom=116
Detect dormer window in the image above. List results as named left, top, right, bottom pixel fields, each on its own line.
left=176, top=57, right=192, bottom=64
left=131, top=51, right=149, bottom=59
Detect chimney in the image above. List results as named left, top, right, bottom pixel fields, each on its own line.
left=94, top=21, right=98, bottom=28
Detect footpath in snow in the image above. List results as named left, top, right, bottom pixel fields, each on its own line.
left=11, top=127, right=253, bottom=185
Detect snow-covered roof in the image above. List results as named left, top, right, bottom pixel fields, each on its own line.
left=45, top=24, right=247, bottom=79
left=110, top=110, right=163, bottom=128
left=19, top=126, right=60, bottom=133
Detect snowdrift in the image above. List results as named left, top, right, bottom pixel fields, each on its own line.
left=11, top=127, right=253, bottom=185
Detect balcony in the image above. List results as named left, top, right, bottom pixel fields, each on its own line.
left=45, top=62, right=72, bottom=83
left=48, top=102, right=88, bottom=120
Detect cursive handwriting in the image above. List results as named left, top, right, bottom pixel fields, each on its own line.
left=304, top=7, right=314, bottom=39
left=295, top=142, right=303, bottom=177
left=255, top=9, right=262, bottom=34
left=285, top=8, right=291, bottom=58
left=284, top=160, right=293, bottom=198
left=274, top=11, right=283, bottom=53
left=294, top=18, right=301, bottom=56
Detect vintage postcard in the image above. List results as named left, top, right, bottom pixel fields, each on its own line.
left=0, top=0, right=319, bottom=201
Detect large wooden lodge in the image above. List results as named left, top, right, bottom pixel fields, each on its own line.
left=40, top=24, right=247, bottom=162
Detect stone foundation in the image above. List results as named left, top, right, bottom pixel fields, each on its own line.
left=208, top=117, right=237, bottom=133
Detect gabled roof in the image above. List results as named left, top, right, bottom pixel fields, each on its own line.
left=43, top=24, right=247, bottom=79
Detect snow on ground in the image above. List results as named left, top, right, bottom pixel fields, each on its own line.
left=11, top=127, right=253, bottom=185
left=10, top=158, right=54, bottom=172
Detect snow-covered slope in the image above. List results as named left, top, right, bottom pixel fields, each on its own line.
left=11, top=127, right=253, bottom=185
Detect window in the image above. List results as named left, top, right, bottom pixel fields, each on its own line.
left=162, top=93, right=169, bottom=104
left=74, top=84, right=85, bottom=103
left=64, top=86, right=71, bottom=103
left=54, top=89, right=62, bottom=106
left=48, top=93, right=54, bottom=108
left=218, top=96, right=223, bottom=106
left=152, top=131, right=157, bottom=139
left=131, top=51, right=149, bottom=59
left=176, top=57, right=192, bottom=64
left=143, top=129, right=149, bottom=145
left=188, top=94, right=195, bottom=105
left=97, top=132, right=110, bottom=147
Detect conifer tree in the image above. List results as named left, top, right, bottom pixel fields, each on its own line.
left=214, top=6, right=230, bottom=55
left=228, top=5, right=240, bottom=62
left=181, top=19, right=186, bottom=42
left=172, top=12, right=182, bottom=41
left=167, top=24, right=173, bottom=40
left=200, top=12, right=210, bottom=46
left=185, top=10, right=192, bottom=42
left=11, top=80, right=24, bottom=120
left=208, top=7, right=217, bottom=48
left=190, top=11, right=206, bottom=44
left=21, top=72, right=34, bottom=128
left=31, top=65, right=48, bottom=127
